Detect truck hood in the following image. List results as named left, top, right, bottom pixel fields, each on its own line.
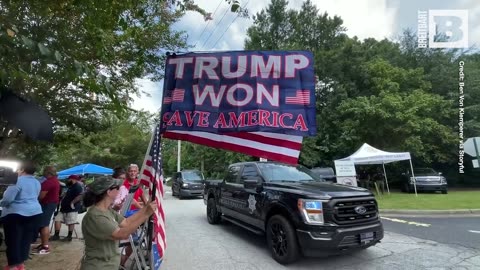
left=414, top=176, right=442, bottom=181
left=264, top=181, right=372, bottom=199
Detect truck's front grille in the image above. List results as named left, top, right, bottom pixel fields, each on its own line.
left=186, top=184, right=204, bottom=190
left=331, top=198, right=378, bottom=225
left=338, top=230, right=383, bottom=247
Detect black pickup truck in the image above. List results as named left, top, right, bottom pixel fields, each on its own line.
left=204, top=161, right=384, bottom=264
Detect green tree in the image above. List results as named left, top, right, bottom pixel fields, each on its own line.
left=244, top=0, right=465, bottom=171
left=50, top=109, right=153, bottom=169
left=0, top=0, right=247, bottom=156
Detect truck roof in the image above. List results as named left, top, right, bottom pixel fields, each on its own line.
left=229, top=161, right=289, bottom=167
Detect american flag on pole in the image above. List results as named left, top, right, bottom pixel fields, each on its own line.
left=139, top=123, right=166, bottom=268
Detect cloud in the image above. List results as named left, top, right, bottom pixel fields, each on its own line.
left=135, top=0, right=398, bottom=112
left=176, top=0, right=397, bottom=51
left=133, top=0, right=478, bottom=113
left=132, top=79, right=163, bottom=113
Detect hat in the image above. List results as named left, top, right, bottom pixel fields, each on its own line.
left=87, top=176, right=123, bottom=195
left=68, top=175, right=81, bottom=180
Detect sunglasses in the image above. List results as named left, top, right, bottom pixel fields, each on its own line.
left=109, top=185, right=120, bottom=190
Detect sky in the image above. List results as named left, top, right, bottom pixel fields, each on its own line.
left=132, top=0, right=480, bottom=113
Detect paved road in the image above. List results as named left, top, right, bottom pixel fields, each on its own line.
left=161, top=190, right=480, bottom=270
left=381, top=216, right=480, bottom=250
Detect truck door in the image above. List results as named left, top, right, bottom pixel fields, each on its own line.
left=171, top=172, right=180, bottom=195
left=219, top=165, right=244, bottom=220
left=237, top=164, right=265, bottom=229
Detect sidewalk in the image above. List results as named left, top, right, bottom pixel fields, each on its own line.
left=380, top=208, right=480, bottom=217
left=0, top=240, right=84, bottom=270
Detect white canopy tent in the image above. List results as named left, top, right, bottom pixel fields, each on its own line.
left=336, top=143, right=417, bottom=196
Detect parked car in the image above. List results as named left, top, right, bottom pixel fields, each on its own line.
left=401, top=168, right=448, bottom=194
left=311, top=167, right=336, bottom=183
left=171, top=169, right=205, bottom=199
left=204, top=161, right=383, bottom=264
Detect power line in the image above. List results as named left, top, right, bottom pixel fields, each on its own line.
left=209, top=0, right=250, bottom=50
left=193, top=0, right=223, bottom=48
left=200, top=4, right=232, bottom=49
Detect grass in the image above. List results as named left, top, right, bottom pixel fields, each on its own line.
left=376, top=191, right=480, bottom=210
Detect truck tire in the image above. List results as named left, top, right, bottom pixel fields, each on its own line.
left=266, top=215, right=300, bottom=265
left=207, top=198, right=221, bottom=224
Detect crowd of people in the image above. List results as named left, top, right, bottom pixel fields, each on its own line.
left=0, top=162, right=155, bottom=270
left=357, top=167, right=386, bottom=193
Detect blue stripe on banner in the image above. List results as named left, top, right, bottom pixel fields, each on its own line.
left=152, top=241, right=162, bottom=269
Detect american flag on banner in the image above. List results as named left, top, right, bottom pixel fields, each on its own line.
left=139, top=124, right=166, bottom=269
left=163, top=131, right=303, bottom=164
left=285, top=90, right=310, bottom=105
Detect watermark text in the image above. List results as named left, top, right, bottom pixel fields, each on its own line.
left=417, top=10, right=469, bottom=48
left=459, top=60, right=465, bottom=173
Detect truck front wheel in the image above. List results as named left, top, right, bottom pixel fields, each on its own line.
left=266, top=215, right=300, bottom=264
left=207, top=198, right=221, bottom=224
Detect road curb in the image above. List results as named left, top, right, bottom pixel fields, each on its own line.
left=380, top=209, right=480, bottom=215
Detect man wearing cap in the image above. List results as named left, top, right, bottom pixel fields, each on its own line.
left=50, top=174, right=84, bottom=242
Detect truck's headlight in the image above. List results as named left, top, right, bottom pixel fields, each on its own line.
left=440, top=177, right=447, bottom=184
left=409, top=177, right=415, bottom=184
left=182, top=183, right=188, bottom=188
left=298, top=199, right=324, bottom=225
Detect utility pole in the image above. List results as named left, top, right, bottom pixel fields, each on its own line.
left=177, top=140, right=181, bottom=172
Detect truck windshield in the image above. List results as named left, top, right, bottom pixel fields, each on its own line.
left=182, top=171, right=204, bottom=182
left=257, top=163, right=322, bottom=182
left=413, top=168, right=438, bottom=175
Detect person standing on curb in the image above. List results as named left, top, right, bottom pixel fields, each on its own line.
left=50, top=175, right=84, bottom=242
left=0, top=160, right=42, bottom=270
left=33, top=166, right=60, bottom=255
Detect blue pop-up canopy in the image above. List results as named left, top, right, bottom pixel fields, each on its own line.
left=58, top=163, right=113, bottom=179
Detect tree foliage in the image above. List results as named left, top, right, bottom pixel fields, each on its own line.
left=0, top=0, right=245, bottom=157
left=243, top=0, right=478, bottom=185
left=50, top=110, right=154, bottom=170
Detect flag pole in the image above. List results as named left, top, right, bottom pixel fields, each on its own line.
left=177, top=140, right=181, bottom=171
left=145, top=126, right=161, bottom=270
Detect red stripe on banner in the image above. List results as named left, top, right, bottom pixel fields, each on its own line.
left=163, top=132, right=299, bottom=164
left=225, top=132, right=302, bottom=150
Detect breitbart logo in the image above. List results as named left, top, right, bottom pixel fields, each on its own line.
left=417, top=10, right=469, bottom=48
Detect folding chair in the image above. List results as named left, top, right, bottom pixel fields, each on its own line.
left=119, top=185, right=151, bottom=270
